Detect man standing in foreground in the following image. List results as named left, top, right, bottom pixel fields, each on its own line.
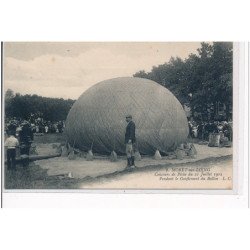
left=4, top=132, right=19, bottom=171
left=125, top=115, right=136, bottom=169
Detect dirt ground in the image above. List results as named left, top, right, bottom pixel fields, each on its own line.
left=35, top=143, right=232, bottom=180
left=80, top=156, right=232, bottom=189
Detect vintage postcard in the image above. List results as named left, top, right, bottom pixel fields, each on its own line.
left=2, top=42, right=236, bottom=191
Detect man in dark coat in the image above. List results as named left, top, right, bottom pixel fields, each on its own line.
left=125, top=115, right=136, bottom=169
left=7, top=121, right=17, bottom=136
left=223, top=121, right=232, bottom=141
left=19, top=121, right=34, bottom=167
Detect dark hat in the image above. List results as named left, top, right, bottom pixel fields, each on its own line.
left=126, top=114, right=132, bottom=119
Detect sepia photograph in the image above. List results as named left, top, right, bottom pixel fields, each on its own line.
left=2, top=42, right=233, bottom=190
left=1, top=1, right=250, bottom=250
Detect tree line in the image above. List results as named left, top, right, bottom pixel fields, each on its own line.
left=5, top=89, right=75, bottom=122
left=133, top=42, right=233, bottom=121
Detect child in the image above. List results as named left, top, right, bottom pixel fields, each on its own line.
left=4, top=133, right=19, bottom=170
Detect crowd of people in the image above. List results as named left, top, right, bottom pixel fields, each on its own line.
left=5, top=117, right=65, bottom=135
left=4, top=116, right=65, bottom=171
left=188, top=120, right=233, bottom=141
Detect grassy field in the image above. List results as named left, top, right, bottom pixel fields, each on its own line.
left=4, top=163, right=82, bottom=189
left=33, top=132, right=66, bottom=144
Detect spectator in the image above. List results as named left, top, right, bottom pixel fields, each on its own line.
left=45, top=124, right=49, bottom=133
left=197, top=121, right=204, bottom=140
left=223, top=121, right=233, bottom=141
left=19, top=121, right=34, bottom=167
left=4, top=132, right=19, bottom=171
left=188, top=121, right=193, bottom=138
left=7, top=121, right=17, bottom=136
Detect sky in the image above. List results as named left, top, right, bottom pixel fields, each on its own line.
left=4, top=42, right=201, bottom=100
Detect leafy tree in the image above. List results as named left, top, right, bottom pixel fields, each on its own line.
left=187, top=42, right=232, bottom=120
left=133, top=42, right=233, bottom=120
left=5, top=89, right=15, bottom=100
left=5, top=90, right=75, bottom=121
left=5, top=89, right=15, bottom=117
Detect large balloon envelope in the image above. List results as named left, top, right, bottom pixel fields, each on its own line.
left=65, top=77, right=188, bottom=155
